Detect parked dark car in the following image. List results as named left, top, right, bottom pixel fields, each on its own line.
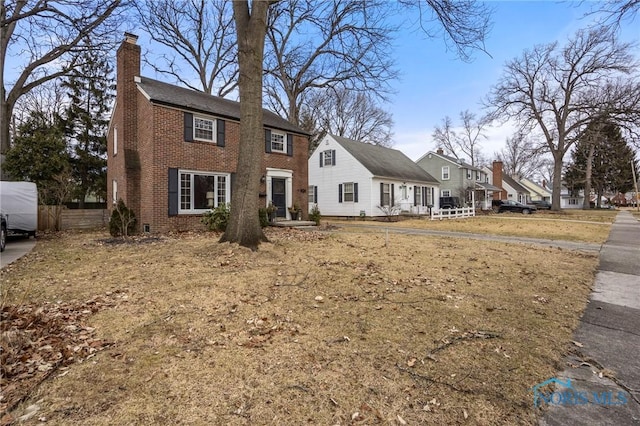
left=1, top=212, right=7, bottom=252
left=530, top=200, right=552, bottom=210
left=492, top=200, right=537, bottom=214
left=439, top=196, right=461, bottom=209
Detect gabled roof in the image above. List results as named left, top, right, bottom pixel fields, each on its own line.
left=135, top=76, right=307, bottom=135
left=502, top=174, right=530, bottom=194
left=331, top=135, right=439, bottom=184
left=520, top=178, right=551, bottom=197
left=416, top=151, right=483, bottom=172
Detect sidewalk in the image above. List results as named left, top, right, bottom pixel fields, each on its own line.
left=539, top=211, right=640, bottom=425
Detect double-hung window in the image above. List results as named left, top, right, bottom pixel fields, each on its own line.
left=442, top=166, right=450, bottom=180
left=343, top=183, right=355, bottom=202
left=308, top=185, right=318, bottom=203
left=415, top=187, right=422, bottom=206
left=381, top=183, right=391, bottom=206
left=271, top=131, right=286, bottom=153
left=323, top=150, right=334, bottom=166
left=194, top=117, right=215, bottom=142
left=179, top=171, right=229, bottom=213
left=467, top=169, right=472, bottom=180
left=441, top=189, right=451, bottom=197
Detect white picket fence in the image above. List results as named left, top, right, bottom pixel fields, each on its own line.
left=430, top=207, right=475, bottom=220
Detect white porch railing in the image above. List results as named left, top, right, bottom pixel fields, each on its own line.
left=430, top=207, right=475, bottom=220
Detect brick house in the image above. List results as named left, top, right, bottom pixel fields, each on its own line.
left=107, top=33, right=309, bottom=233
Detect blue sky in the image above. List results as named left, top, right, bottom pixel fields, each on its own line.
left=390, top=1, right=640, bottom=160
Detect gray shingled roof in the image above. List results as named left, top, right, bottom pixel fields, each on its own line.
left=331, top=135, right=439, bottom=184
left=502, top=174, right=530, bottom=194
left=136, top=76, right=307, bottom=135
left=436, top=152, right=483, bottom=172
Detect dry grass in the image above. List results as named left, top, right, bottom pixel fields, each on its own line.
left=1, top=228, right=598, bottom=425
left=331, top=213, right=612, bottom=244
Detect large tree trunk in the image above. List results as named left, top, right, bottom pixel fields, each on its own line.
left=220, top=1, right=270, bottom=250
left=551, top=152, right=563, bottom=211
left=582, top=142, right=594, bottom=210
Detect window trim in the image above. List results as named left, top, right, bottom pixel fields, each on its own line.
left=381, top=183, right=391, bottom=206
left=113, top=127, right=118, bottom=156
left=178, top=169, right=230, bottom=214
left=323, top=150, right=334, bottom=166
left=343, top=182, right=355, bottom=202
left=442, top=166, right=450, bottom=180
left=193, top=116, right=216, bottom=142
left=441, top=189, right=451, bottom=197
left=308, top=185, right=317, bottom=203
left=270, top=130, right=286, bottom=154
left=112, top=179, right=118, bottom=205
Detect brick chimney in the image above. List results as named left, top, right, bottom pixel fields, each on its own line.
left=436, top=148, right=444, bottom=155
left=109, top=32, right=141, bottom=219
left=492, top=160, right=505, bottom=200
left=116, top=32, right=140, bottom=150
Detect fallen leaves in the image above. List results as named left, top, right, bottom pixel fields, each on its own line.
left=0, top=295, right=116, bottom=418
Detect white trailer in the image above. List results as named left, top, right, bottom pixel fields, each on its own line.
left=0, top=181, right=38, bottom=237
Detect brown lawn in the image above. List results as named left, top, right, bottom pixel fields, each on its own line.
left=1, top=228, right=598, bottom=425
left=330, top=210, right=615, bottom=244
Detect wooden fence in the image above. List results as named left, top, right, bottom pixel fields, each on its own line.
left=38, top=206, right=109, bottom=232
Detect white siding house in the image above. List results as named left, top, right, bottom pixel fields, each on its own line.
left=309, top=135, right=440, bottom=217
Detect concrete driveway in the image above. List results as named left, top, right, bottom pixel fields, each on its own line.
left=1, top=237, right=36, bottom=269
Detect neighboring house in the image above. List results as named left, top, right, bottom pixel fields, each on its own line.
left=308, top=135, right=439, bottom=217
left=483, top=161, right=531, bottom=204
left=519, top=178, right=551, bottom=202
left=416, top=149, right=498, bottom=210
left=107, top=33, right=309, bottom=233
left=559, top=184, right=585, bottom=209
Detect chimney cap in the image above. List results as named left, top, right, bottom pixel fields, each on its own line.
left=124, top=32, right=138, bottom=44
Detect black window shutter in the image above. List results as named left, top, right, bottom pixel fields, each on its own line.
left=332, top=150, right=336, bottom=165
left=319, top=152, right=323, bottom=168
left=338, top=184, right=343, bottom=203
left=265, top=129, right=272, bottom=153
left=168, top=168, right=178, bottom=216
left=217, top=119, right=225, bottom=147
left=314, top=186, right=318, bottom=204
left=354, top=183, right=358, bottom=203
left=184, top=112, right=193, bottom=142
left=414, top=186, right=418, bottom=206
left=391, top=184, right=395, bottom=205
left=380, top=182, right=384, bottom=205
left=422, top=187, right=428, bottom=206
left=286, top=133, right=293, bottom=157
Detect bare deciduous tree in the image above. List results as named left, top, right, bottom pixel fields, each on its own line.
left=135, top=0, right=238, bottom=97
left=588, top=0, right=640, bottom=25
left=226, top=0, right=493, bottom=249
left=1, top=0, right=126, bottom=155
left=432, top=110, right=487, bottom=166
left=264, top=0, right=398, bottom=126
left=303, top=88, right=394, bottom=152
left=487, top=26, right=640, bottom=210
left=495, top=130, right=547, bottom=179
left=220, top=0, right=272, bottom=250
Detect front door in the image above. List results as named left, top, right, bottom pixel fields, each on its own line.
left=272, top=178, right=287, bottom=218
